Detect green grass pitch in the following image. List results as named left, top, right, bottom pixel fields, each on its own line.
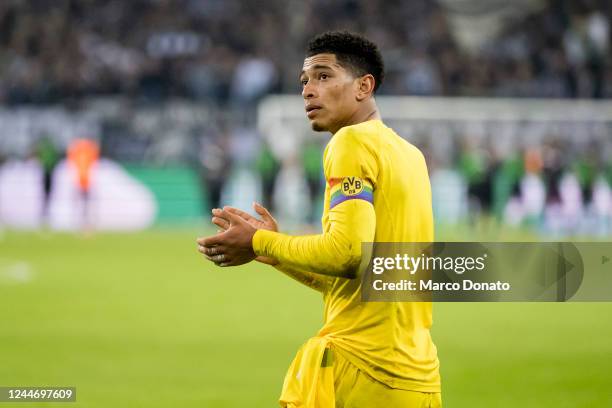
left=0, top=227, right=611, bottom=407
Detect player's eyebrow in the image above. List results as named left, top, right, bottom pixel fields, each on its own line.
left=300, top=64, right=334, bottom=76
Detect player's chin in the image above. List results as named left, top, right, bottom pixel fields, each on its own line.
left=310, top=119, right=327, bottom=132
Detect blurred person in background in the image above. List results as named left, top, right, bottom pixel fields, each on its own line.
left=506, top=148, right=547, bottom=227
left=197, top=132, right=231, bottom=212
left=0, top=151, right=4, bottom=232
left=541, top=139, right=565, bottom=207
left=301, top=140, right=325, bottom=224
left=272, top=154, right=311, bottom=231
left=430, top=152, right=469, bottom=225
left=34, top=136, right=61, bottom=225
left=67, top=138, right=99, bottom=232
left=255, top=143, right=280, bottom=211
left=457, top=137, right=492, bottom=221
left=563, top=2, right=609, bottom=98
left=590, top=172, right=611, bottom=235
left=218, top=126, right=262, bottom=212
left=491, top=147, right=523, bottom=222
left=557, top=166, right=584, bottom=232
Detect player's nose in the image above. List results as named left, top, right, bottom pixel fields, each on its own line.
left=302, top=83, right=316, bottom=99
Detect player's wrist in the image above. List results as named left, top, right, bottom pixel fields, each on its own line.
left=256, top=255, right=279, bottom=266
left=251, top=228, right=275, bottom=257
left=251, top=229, right=263, bottom=255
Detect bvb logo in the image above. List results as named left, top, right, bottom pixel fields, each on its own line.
left=341, top=177, right=364, bottom=196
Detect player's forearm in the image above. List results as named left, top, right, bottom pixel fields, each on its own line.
left=253, top=201, right=375, bottom=279
left=255, top=231, right=357, bottom=278
left=273, top=263, right=329, bottom=292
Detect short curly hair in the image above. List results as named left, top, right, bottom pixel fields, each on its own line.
left=306, top=31, right=385, bottom=93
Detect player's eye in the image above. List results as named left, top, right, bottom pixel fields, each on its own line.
left=319, top=73, right=329, bottom=80
left=300, top=78, right=308, bottom=86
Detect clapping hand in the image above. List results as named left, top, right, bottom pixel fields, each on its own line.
left=197, top=202, right=279, bottom=267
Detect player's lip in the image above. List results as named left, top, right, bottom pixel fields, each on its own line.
left=305, top=104, right=322, bottom=118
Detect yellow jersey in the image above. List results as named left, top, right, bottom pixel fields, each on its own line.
left=253, top=119, right=440, bottom=405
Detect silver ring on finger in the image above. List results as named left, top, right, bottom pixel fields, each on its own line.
left=214, top=254, right=225, bottom=263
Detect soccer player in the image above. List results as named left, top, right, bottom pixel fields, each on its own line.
left=197, top=31, right=441, bottom=407
left=35, top=136, right=61, bottom=225
left=67, top=138, right=99, bottom=230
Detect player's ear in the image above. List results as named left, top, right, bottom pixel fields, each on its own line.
left=355, top=74, right=375, bottom=101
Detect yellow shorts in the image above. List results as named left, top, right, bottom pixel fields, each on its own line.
left=331, top=349, right=442, bottom=408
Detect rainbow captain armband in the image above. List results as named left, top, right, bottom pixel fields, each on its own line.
left=328, top=176, right=374, bottom=209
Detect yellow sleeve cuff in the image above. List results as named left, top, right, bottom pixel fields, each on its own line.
left=252, top=229, right=278, bottom=257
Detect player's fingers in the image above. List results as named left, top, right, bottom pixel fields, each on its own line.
left=212, top=208, right=241, bottom=224
left=214, top=253, right=233, bottom=267
left=253, top=202, right=266, bottom=216
left=212, top=216, right=230, bottom=230
left=196, top=233, right=225, bottom=247
left=197, top=242, right=215, bottom=254
left=224, top=206, right=255, bottom=222
left=219, top=206, right=246, bottom=219
left=219, top=257, right=238, bottom=267
left=212, top=253, right=228, bottom=263
left=202, top=251, right=229, bottom=264
left=198, top=245, right=226, bottom=256
left=222, top=206, right=247, bottom=226
left=253, top=202, right=275, bottom=224
left=199, top=245, right=212, bottom=256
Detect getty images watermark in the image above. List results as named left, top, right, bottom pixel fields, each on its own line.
left=360, top=242, right=612, bottom=302
left=370, top=251, right=510, bottom=292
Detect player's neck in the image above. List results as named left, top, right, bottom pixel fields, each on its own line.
left=331, top=100, right=381, bottom=135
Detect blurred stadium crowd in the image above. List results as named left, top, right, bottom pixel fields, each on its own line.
left=414, top=119, right=612, bottom=236
left=0, top=0, right=610, bottom=235
left=0, top=0, right=610, bottom=103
